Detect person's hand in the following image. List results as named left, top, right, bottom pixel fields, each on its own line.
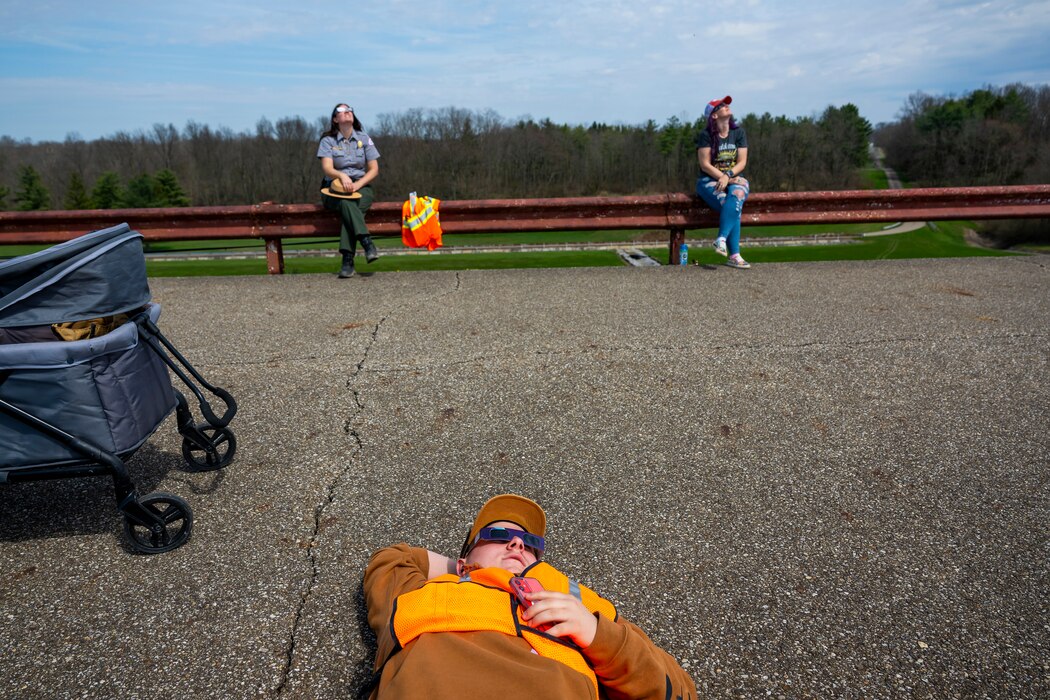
left=521, top=590, right=598, bottom=648
left=339, top=174, right=356, bottom=193
left=715, top=172, right=730, bottom=192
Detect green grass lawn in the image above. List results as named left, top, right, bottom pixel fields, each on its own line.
left=145, top=249, right=624, bottom=276
left=3, top=219, right=1025, bottom=277
left=860, top=168, right=890, bottom=189
left=646, top=222, right=1017, bottom=265
left=134, top=222, right=1019, bottom=277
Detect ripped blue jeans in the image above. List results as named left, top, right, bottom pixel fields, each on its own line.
left=696, top=176, right=750, bottom=256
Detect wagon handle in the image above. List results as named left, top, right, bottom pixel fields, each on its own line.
left=137, top=313, right=238, bottom=429
left=199, top=387, right=237, bottom=429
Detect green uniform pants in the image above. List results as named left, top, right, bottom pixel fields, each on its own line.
left=322, top=185, right=374, bottom=255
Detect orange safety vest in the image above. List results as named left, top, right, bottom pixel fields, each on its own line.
left=391, top=563, right=617, bottom=696
left=401, top=193, right=443, bottom=250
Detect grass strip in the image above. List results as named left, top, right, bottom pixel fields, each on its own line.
left=145, top=249, right=624, bottom=277
left=646, top=222, right=1017, bottom=265
left=860, top=168, right=890, bottom=189
left=6, top=221, right=1022, bottom=277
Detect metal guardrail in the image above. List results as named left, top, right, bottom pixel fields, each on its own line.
left=2, top=185, right=1048, bottom=273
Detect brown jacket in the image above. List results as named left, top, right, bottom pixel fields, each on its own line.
left=363, top=544, right=696, bottom=699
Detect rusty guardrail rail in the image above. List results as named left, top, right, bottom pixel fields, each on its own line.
left=2, top=185, right=1048, bottom=273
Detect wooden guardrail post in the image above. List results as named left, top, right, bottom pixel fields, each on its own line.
left=668, top=228, right=685, bottom=265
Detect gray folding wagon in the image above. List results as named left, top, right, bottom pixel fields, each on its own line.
left=0, top=223, right=237, bottom=553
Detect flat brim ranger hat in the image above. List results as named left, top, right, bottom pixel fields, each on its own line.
left=321, top=178, right=363, bottom=199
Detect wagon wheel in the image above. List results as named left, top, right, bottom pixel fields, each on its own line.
left=182, top=425, right=237, bottom=471
left=123, top=493, right=193, bottom=554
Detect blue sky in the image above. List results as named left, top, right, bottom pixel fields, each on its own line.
left=2, top=0, right=1048, bottom=142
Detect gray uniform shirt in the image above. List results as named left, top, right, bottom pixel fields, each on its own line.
left=317, top=130, right=381, bottom=181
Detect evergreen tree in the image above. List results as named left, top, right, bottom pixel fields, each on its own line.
left=14, top=165, right=51, bottom=211
left=837, top=104, right=873, bottom=167
left=154, top=168, right=191, bottom=206
left=0, top=185, right=8, bottom=211
left=64, top=172, right=93, bottom=209
left=657, top=116, right=683, bottom=156
left=91, top=171, right=124, bottom=209
left=124, top=173, right=158, bottom=208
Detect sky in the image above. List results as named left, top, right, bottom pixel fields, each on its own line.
left=1, top=0, right=1049, bottom=143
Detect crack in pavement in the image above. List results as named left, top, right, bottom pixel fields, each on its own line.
left=274, top=423, right=362, bottom=697
left=274, top=273, right=461, bottom=696
left=273, top=321, right=382, bottom=698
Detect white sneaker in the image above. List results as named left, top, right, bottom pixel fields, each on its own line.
left=726, top=254, right=751, bottom=269
left=713, top=237, right=728, bottom=256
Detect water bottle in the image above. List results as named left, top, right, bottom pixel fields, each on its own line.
left=679, top=243, right=689, bottom=266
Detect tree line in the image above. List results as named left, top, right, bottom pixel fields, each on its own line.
left=874, top=83, right=1050, bottom=246
left=5, top=85, right=1043, bottom=246
left=0, top=105, right=873, bottom=211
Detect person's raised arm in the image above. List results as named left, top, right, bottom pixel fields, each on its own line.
left=364, top=544, right=437, bottom=671
left=426, top=549, right=457, bottom=579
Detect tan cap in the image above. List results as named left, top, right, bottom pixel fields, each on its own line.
left=459, top=494, right=546, bottom=558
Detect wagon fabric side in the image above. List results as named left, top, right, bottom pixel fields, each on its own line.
left=0, top=306, right=176, bottom=469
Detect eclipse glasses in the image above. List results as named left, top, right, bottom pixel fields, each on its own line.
left=473, top=526, right=545, bottom=553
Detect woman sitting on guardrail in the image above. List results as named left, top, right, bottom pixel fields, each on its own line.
left=318, top=103, right=381, bottom=278
left=696, top=95, right=751, bottom=269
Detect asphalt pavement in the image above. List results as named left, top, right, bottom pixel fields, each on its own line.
left=1, top=256, right=1048, bottom=699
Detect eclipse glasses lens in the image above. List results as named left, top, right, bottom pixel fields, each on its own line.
left=335, top=107, right=354, bottom=113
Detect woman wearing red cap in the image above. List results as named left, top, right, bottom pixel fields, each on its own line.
left=695, top=95, right=751, bottom=268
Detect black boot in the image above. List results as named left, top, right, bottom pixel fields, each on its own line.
left=338, top=252, right=355, bottom=278
left=360, top=236, right=379, bottom=263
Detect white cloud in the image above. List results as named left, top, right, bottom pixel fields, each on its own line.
left=1, top=0, right=1048, bottom=141
left=705, top=22, right=774, bottom=40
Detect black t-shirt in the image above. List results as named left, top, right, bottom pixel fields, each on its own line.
left=696, top=127, right=748, bottom=173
